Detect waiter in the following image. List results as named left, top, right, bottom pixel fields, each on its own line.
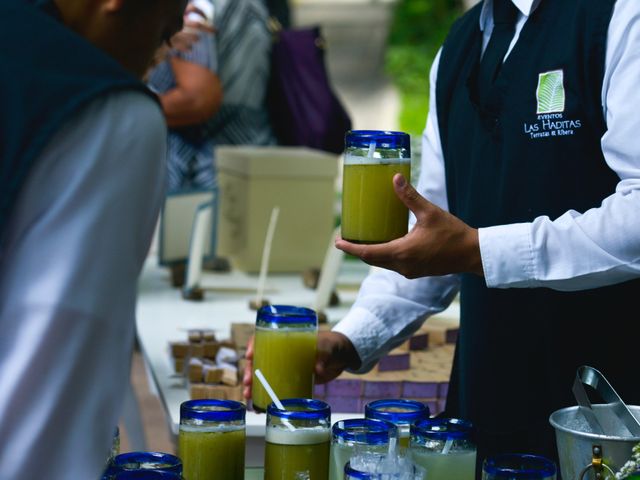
left=332, top=0, right=640, bottom=467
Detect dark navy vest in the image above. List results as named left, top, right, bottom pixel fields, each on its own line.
left=0, top=0, right=156, bottom=249
left=436, top=0, right=639, bottom=464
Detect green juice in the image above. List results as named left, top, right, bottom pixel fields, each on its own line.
left=341, top=161, right=411, bottom=244
left=410, top=448, right=476, bottom=480
left=179, top=425, right=245, bottom=480
left=252, top=326, right=317, bottom=411
left=265, top=427, right=330, bottom=480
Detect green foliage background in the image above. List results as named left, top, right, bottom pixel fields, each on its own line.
left=385, top=0, right=462, bottom=136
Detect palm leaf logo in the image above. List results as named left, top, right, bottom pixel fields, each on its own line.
left=536, top=70, right=565, bottom=114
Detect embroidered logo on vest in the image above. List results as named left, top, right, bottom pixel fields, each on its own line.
left=536, top=70, right=565, bottom=114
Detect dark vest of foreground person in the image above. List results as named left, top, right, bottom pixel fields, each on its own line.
left=436, top=0, right=640, bottom=472
left=0, top=0, right=155, bottom=245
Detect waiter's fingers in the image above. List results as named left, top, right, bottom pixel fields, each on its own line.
left=335, top=236, right=400, bottom=265
left=393, top=174, right=433, bottom=222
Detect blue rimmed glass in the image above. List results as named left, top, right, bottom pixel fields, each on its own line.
left=343, top=456, right=424, bottom=480
left=264, top=399, right=332, bottom=480
left=345, top=131, right=411, bottom=153
left=342, top=130, right=412, bottom=244
left=330, top=419, right=398, bottom=480
left=102, top=452, right=182, bottom=479
left=179, top=399, right=246, bottom=480
left=482, top=454, right=557, bottom=480
left=252, top=305, right=318, bottom=412
left=113, top=472, right=183, bottom=480
left=410, top=418, right=476, bottom=480
left=365, top=399, right=430, bottom=448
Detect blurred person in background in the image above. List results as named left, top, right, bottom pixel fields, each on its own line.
left=205, top=0, right=277, bottom=146
left=148, top=0, right=222, bottom=193
left=0, top=0, right=186, bottom=477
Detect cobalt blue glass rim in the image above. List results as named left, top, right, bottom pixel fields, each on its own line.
left=256, top=305, right=318, bottom=326
left=180, top=399, right=246, bottom=422
left=112, top=471, right=183, bottom=480
left=411, top=418, right=473, bottom=440
left=344, top=461, right=377, bottom=480
left=267, top=398, right=331, bottom=420
left=483, top=454, right=557, bottom=479
left=345, top=130, right=411, bottom=151
left=332, top=418, right=397, bottom=445
left=365, top=399, right=430, bottom=425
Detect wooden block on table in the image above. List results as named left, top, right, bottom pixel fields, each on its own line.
left=203, top=342, right=220, bottom=359
left=203, top=366, right=224, bottom=384
left=402, top=381, right=439, bottom=399
left=326, top=379, right=362, bottom=397
left=237, top=359, right=248, bottom=377
left=377, top=352, right=410, bottom=372
left=231, top=323, right=254, bottom=350
left=445, top=328, right=459, bottom=344
left=363, top=381, right=402, bottom=398
left=174, top=357, right=185, bottom=374
left=221, top=367, right=239, bottom=386
left=202, top=329, right=216, bottom=342
left=188, top=358, right=204, bottom=383
left=203, top=384, right=230, bottom=400
left=324, top=396, right=359, bottom=413
left=188, top=330, right=203, bottom=343
left=313, top=383, right=326, bottom=398
left=409, top=333, right=429, bottom=351
left=438, top=382, right=449, bottom=398
left=225, top=385, right=244, bottom=403
left=190, top=343, right=205, bottom=358
left=190, top=383, right=208, bottom=400
left=220, top=340, right=237, bottom=350
left=170, top=341, right=189, bottom=358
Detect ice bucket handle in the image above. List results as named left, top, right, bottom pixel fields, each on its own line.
left=573, top=366, right=640, bottom=437
left=577, top=445, right=617, bottom=480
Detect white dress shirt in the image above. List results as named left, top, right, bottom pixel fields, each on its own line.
left=334, top=0, right=640, bottom=372
left=0, top=91, right=166, bottom=479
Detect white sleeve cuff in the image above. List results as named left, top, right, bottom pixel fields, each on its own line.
left=479, top=223, right=535, bottom=288
left=332, top=306, right=394, bottom=374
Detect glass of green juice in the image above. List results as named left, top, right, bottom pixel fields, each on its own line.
left=251, top=305, right=318, bottom=412
left=341, top=130, right=411, bottom=244
left=410, top=418, right=476, bottom=480
left=264, top=398, right=331, bottom=480
left=364, top=399, right=430, bottom=451
left=178, top=399, right=246, bottom=480
left=329, top=419, right=398, bottom=480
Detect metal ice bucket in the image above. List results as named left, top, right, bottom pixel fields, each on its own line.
left=549, top=366, right=640, bottom=480
left=550, top=404, right=640, bottom=480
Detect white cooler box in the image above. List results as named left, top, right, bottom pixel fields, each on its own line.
left=215, top=146, right=339, bottom=273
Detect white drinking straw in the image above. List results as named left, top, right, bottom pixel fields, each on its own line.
left=441, top=437, right=454, bottom=455
left=255, top=206, right=280, bottom=306
left=254, top=368, right=296, bottom=431
left=367, top=140, right=377, bottom=158
left=312, top=226, right=343, bottom=312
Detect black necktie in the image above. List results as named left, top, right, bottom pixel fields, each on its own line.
left=477, top=0, right=519, bottom=102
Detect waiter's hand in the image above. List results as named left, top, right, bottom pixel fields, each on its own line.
left=335, top=174, right=484, bottom=279
left=242, top=331, right=361, bottom=402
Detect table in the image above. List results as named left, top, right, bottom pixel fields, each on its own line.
left=136, top=258, right=370, bottom=466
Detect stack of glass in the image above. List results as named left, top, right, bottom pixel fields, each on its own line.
left=330, top=418, right=398, bottom=480
left=410, top=418, right=476, bottom=480
left=365, top=399, right=430, bottom=450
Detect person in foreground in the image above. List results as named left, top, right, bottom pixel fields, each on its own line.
left=0, top=0, right=186, bottom=478
left=246, top=0, right=640, bottom=468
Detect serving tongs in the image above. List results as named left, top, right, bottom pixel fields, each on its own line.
left=572, top=365, right=640, bottom=437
